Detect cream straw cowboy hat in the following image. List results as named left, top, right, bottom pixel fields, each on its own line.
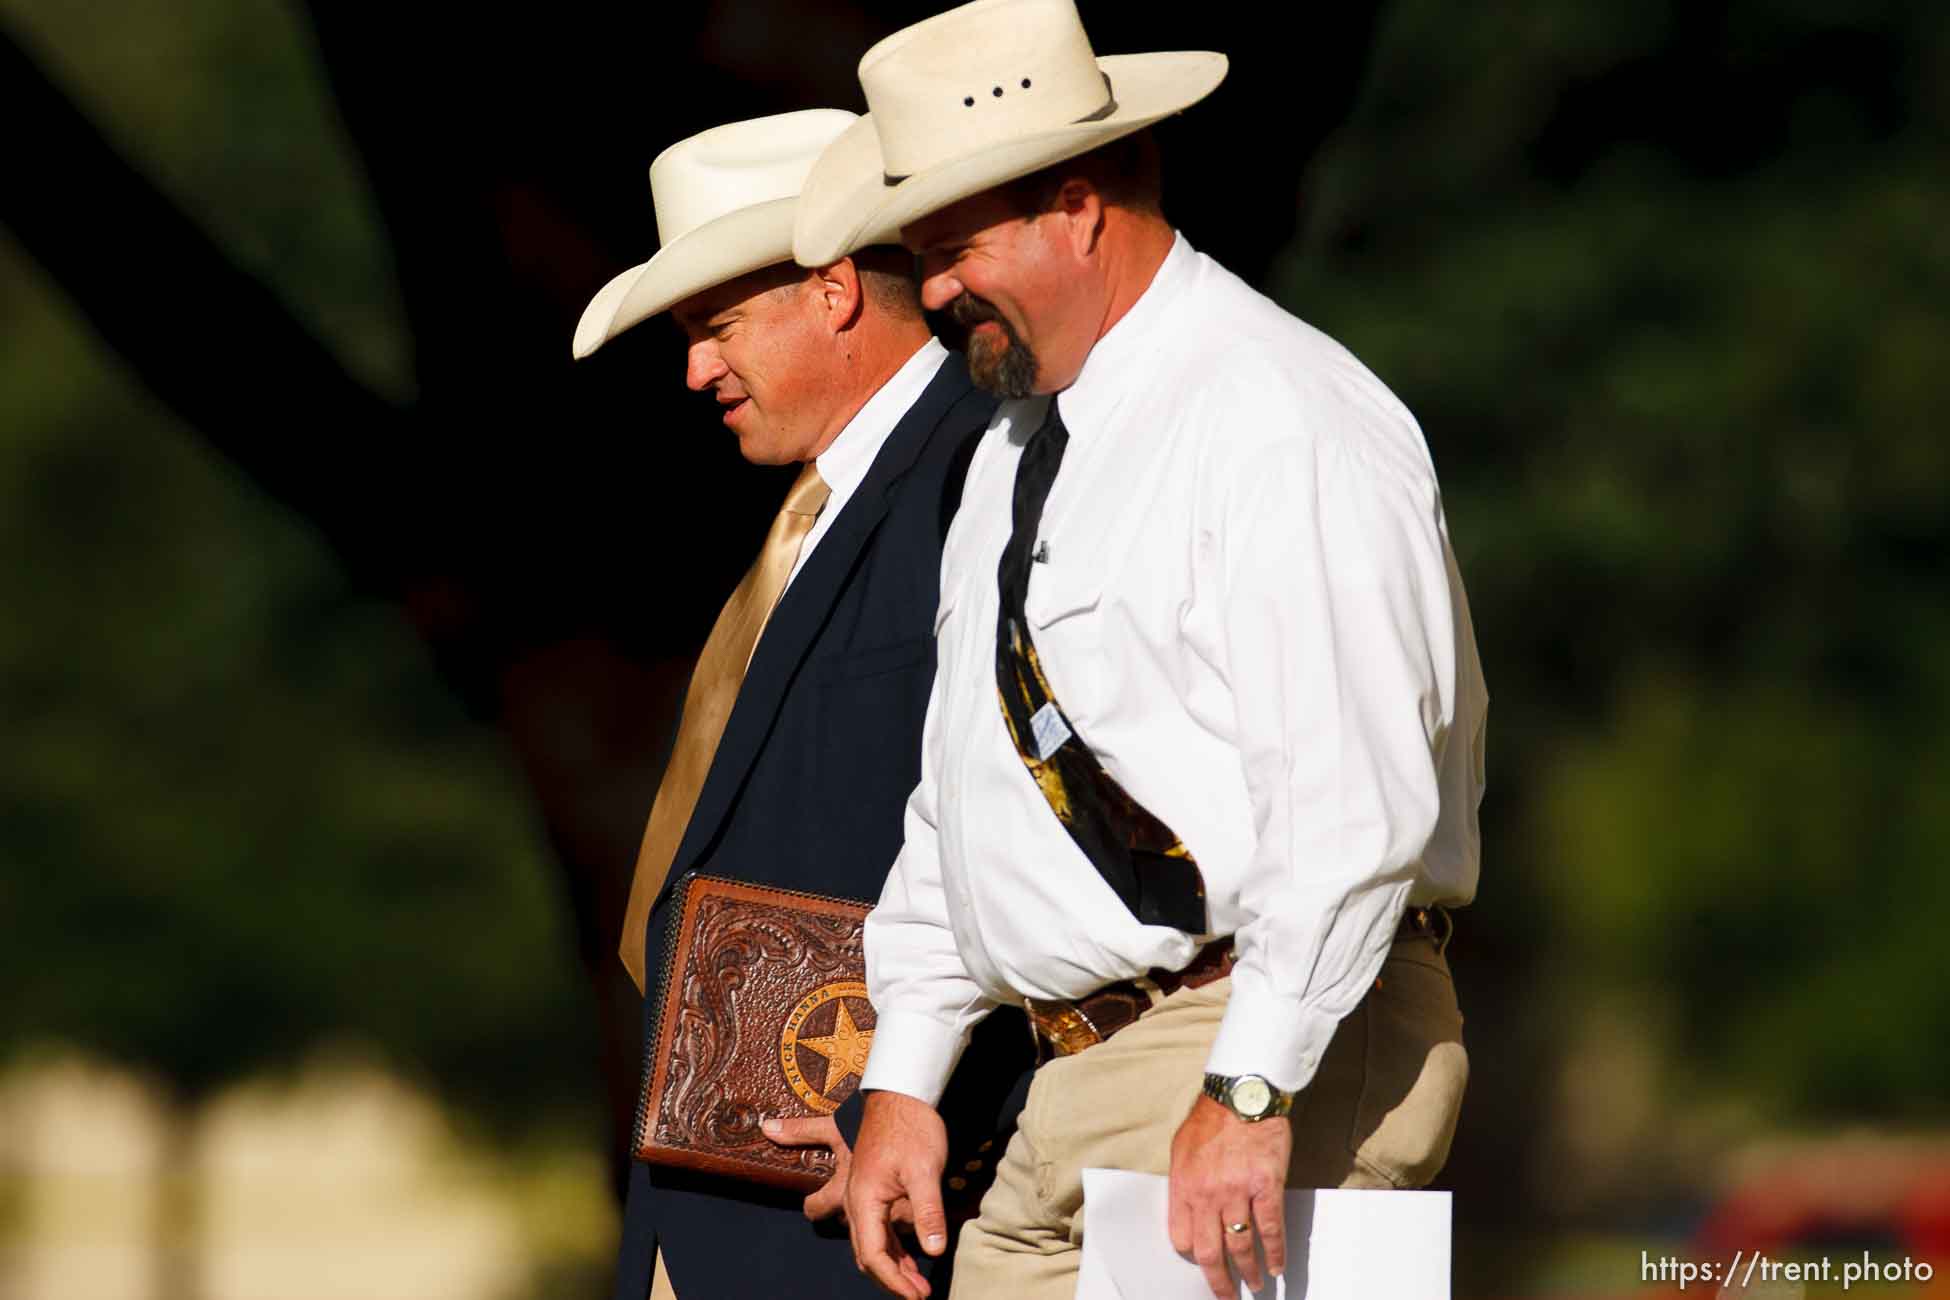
left=792, top=0, right=1226, bottom=266
left=572, top=109, right=858, bottom=360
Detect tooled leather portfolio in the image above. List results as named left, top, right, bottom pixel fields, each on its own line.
left=633, top=873, right=875, bottom=1193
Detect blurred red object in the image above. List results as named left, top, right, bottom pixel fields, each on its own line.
left=1529, top=1135, right=1950, bottom=1299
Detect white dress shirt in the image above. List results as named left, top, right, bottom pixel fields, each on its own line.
left=786, top=337, right=950, bottom=588
left=861, top=235, right=1488, bottom=1104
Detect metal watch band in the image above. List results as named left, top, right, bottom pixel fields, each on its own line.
left=1202, top=1072, right=1294, bottom=1122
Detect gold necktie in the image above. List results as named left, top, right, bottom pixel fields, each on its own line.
left=618, top=463, right=831, bottom=991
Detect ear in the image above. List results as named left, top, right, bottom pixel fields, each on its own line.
left=816, top=257, right=865, bottom=334
left=1053, top=178, right=1106, bottom=260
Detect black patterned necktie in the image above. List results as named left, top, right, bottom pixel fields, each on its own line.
left=994, top=400, right=1208, bottom=934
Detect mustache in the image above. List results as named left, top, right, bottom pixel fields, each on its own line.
left=948, top=293, right=1008, bottom=331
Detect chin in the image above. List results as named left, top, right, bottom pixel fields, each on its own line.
left=969, top=345, right=1039, bottom=400
left=735, top=436, right=795, bottom=468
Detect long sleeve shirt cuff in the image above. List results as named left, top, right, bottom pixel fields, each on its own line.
left=1204, top=986, right=1342, bottom=1094
left=859, top=1009, right=968, bottom=1108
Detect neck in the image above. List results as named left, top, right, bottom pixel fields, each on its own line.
left=1042, top=211, right=1174, bottom=394
left=1091, top=212, right=1175, bottom=351
left=803, top=317, right=934, bottom=460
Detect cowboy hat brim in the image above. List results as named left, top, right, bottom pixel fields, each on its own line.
left=793, top=50, right=1226, bottom=267
left=572, top=196, right=800, bottom=359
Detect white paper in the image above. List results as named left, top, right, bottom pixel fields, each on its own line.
left=1076, top=1169, right=1450, bottom=1300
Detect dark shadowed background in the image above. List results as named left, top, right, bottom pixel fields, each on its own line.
left=3, top=2, right=1946, bottom=1297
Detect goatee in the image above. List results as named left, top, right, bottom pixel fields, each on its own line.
left=950, top=294, right=1039, bottom=398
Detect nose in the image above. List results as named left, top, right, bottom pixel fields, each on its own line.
left=685, top=339, right=727, bottom=392
left=917, top=263, right=965, bottom=314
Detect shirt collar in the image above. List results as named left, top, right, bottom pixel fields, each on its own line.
left=815, top=336, right=949, bottom=499
left=1055, top=231, right=1194, bottom=437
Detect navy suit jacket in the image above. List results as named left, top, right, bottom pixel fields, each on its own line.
left=614, top=355, right=1028, bottom=1300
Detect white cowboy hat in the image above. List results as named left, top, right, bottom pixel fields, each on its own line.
left=792, top=0, right=1226, bottom=267
left=573, top=108, right=859, bottom=360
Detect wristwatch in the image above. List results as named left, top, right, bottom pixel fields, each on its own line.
left=1202, top=1072, right=1295, bottom=1122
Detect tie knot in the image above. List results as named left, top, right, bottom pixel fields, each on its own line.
left=783, top=462, right=831, bottom=518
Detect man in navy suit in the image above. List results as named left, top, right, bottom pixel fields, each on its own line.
left=572, top=109, right=1020, bottom=1300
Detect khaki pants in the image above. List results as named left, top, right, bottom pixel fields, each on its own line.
left=949, top=936, right=1468, bottom=1299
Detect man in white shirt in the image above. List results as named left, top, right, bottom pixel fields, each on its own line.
left=792, top=3, right=1488, bottom=1298
left=575, top=109, right=1014, bottom=1300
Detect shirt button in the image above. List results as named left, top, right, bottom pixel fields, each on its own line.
left=947, top=1176, right=969, bottom=1191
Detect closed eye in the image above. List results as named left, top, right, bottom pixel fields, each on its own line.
left=920, top=245, right=969, bottom=278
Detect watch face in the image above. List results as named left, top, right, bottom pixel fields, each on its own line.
left=1232, top=1076, right=1273, bottom=1117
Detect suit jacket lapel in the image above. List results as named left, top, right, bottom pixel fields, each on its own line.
left=659, top=356, right=976, bottom=901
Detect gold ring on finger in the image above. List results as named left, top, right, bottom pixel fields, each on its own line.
left=1226, top=1221, right=1250, bottom=1235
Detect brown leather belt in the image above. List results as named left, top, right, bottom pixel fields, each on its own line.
left=1023, top=906, right=1450, bottom=1063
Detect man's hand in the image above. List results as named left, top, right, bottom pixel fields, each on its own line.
left=762, top=1114, right=852, bottom=1221
left=1168, top=1095, right=1292, bottom=1298
left=845, top=1089, right=950, bottom=1299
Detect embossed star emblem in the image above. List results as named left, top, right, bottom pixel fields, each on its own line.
left=794, top=1000, right=874, bottom=1096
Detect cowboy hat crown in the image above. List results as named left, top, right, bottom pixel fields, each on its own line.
left=574, top=108, right=857, bottom=360
left=793, top=0, right=1226, bottom=266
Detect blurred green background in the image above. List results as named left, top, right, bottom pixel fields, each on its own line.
left=3, top=1, right=1945, bottom=1297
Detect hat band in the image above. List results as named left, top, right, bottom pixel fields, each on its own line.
left=881, top=75, right=1120, bottom=187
